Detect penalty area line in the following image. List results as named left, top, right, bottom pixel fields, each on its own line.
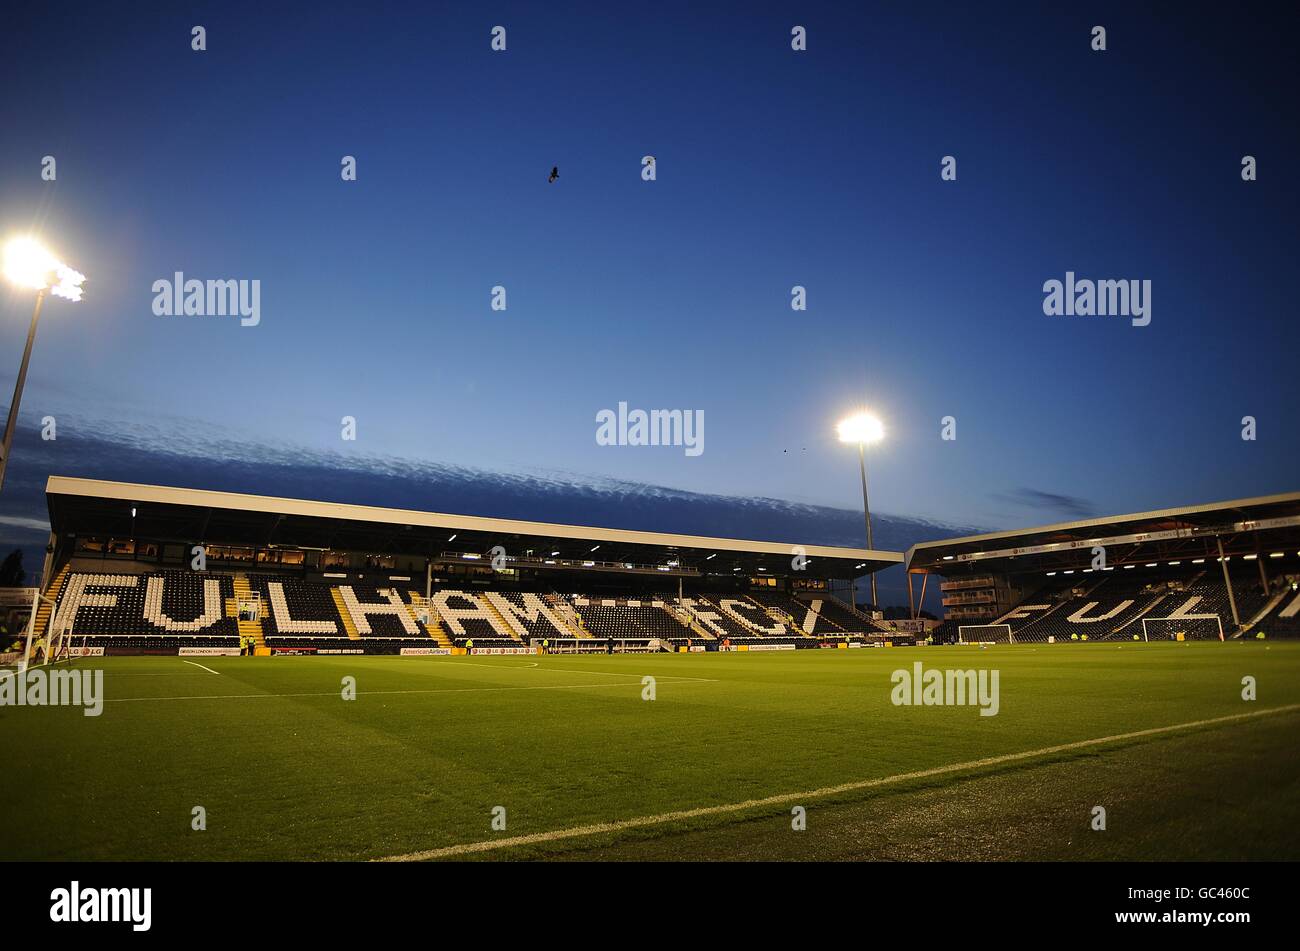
left=375, top=702, right=1300, bottom=862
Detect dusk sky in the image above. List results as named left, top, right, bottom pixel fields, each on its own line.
left=1, top=2, right=1296, bottom=608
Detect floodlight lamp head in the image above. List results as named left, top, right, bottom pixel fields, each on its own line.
left=837, top=412, right=884, bottom=445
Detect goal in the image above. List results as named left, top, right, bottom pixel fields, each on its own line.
left=1141, top=614, right=1224, bottom=642
left=0, top=586, right=50, bottom=671
left=957, top=623, right=1013, bottom=644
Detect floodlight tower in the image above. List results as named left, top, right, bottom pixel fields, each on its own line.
left=0, top=237, right=86, bottom=494
left=837, top=411, right=885, bottom=611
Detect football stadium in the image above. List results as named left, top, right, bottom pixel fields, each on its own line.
left=0, top=1, right=1295, bottom=935
left=0, top=477, right=1297, bottom=865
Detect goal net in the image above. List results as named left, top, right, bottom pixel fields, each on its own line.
left=1, top=587, right=43, bottom=671
left=957, top=623, right=1013, bottom=644
left=1141, top=614, right=1224, bottom=642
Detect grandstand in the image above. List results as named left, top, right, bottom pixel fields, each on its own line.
left=20, top=476, right=903, bottom=660
left=907, top=492, right=1300, bottom=643
left=16, top=479, right=1300, bottom=662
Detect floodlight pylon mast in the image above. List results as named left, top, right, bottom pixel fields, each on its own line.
left=0, top=288, right=46, bottom=495
left=858, top=440, right=876, bottom=609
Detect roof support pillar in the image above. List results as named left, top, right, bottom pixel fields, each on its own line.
left=1216, top=536, right=1240, bottom=631
left=40, top=531, right=57, bottom=593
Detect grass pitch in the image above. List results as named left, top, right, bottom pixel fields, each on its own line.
left=2, top=642, right=1298, bottom=861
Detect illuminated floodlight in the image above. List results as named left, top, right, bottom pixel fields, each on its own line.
left=0, top=235, right=88, bottom=495
left=3, top=237, right=85, bottom=301
left=836, top=412, right=885, bottom=445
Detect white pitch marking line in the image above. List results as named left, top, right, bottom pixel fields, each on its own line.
left=182, top=660, right=221, bottom=675
left=375, top=702, right=1300, bottom=862
left=458, top=660, right=717, bottom=682
left=103, top=679, right=717, bottom=704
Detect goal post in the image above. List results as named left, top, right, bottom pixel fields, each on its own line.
left=957, top=623, right=1013, bottom=644
left=1141, top=614, right=1224, bottom=642
left=1, top=586, right=54, bottom=672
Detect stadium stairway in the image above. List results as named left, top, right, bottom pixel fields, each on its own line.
left=828, top=594, right=870, bottom=623
left=404, top=597, right=453, bottom=648
left=796, top=598, right=849, bottom=637
left=684, top=614, right=716, bottom=641
left=542, top=593, right=589, bottom=638
left=755, top=599, right=812, bottom=637
left=478, top=595, right=525, bottom=642
left=1013, top=576, right=1109, bottom=641
left=1245, top=588, right=1289, bottom=632
left=427, top=620, right=453, bottom=649
left=329, top=588, right=362, bottom=639
left=1110, top=591, right=1171, bottom=640
left=230, top=574, right=265, bottom=649
left=32, top=564, right=71, bottom=642
left=802, top=594, right=880, bottom=634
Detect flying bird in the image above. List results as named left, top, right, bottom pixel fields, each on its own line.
left=548, top=166, right=559, bottom=183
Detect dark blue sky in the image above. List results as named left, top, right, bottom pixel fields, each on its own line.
left=1, top=2, right=1297, bottom=607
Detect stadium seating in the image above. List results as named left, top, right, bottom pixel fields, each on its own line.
left=485, top=592, right=575, bottom=641
left=35, top=569, right=917, bottom=654
left=1252, top=580, right=1300, bottom=638
left=794, top=594, right=884, bottom=634
left=989, top=565, right=1273, bottom=642
left=570, top=598, right=698, bottom=644
left=692, top=593, right=791, bottom=638
left=43, top=559, right=1285, bottom=655
left=249, top=575, right=344, bottom=639
left=339, top=584, right=428, bottom=638
left=51, top=571, right=238, bottom=648
left=429, top=589, right=521, bottom=645
left=746, top=590, right=826, bottom=633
